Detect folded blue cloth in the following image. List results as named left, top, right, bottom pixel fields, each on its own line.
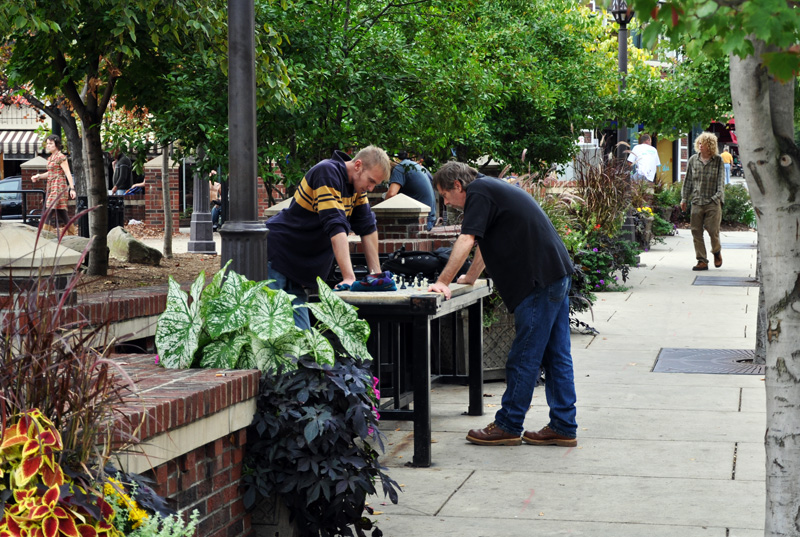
left=333, top=283, right=351, bottom=292
left=350, top=271, right=397, bottom=292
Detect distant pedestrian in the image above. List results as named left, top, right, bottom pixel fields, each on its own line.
left=31, top=134, right=76, bottom=233
left=720, top=146, right=733, bottom=184
left=110, top=148, right=132, bottom=195
left=627, top=133, right=661, bottom=182
left=681, top=132, right=725, bottom=271
left=428, top=162, right=577, bottom=448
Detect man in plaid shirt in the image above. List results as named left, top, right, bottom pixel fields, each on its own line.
left=680, top=132, right=726, bottom=271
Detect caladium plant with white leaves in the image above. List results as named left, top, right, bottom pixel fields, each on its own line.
left=155, top=263, right=372, bottom=372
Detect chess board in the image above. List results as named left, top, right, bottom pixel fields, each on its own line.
left=333, top=278, right=490, bottom=306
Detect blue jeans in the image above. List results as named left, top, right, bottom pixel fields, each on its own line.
left=494, top=274, right=577, bottom=437
left=724, top=163, right=731, bottom=184
left=267, top=262, right=311, bottom=329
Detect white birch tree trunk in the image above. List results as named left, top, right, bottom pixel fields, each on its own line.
left=730, top=43, right=800, bottom=536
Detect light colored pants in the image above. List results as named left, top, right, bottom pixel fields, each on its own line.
left=690, top=201, right=722, bottom=263
left=724, top=163, right=731, bottom=184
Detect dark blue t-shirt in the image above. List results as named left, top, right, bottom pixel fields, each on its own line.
left=390, top=159, right=436, bottom=228
left=460, top=176, right=573, bottom=312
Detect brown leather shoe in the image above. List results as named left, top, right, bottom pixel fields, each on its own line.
left=713, top=251, right=722, bottom=268
left=522, top=426, right=577, bottom=447
left=466, top=422, right=521, bottom=446
left=692, top=261, right=708, bottom=271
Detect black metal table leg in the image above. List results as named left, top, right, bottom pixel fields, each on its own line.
left=467, top=297, right=484, bottom=416
left=411, top=315, right=432, bottom=467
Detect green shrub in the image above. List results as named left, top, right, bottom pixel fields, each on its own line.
left=652, top=182, right=682, bottom=211
left=722, top=184, right=756, bottom=227
left=244, top=356, right=400, bottom=537
left=652, top=212, right=675, bottom=236
left=573, top=234, right=641, bottom=292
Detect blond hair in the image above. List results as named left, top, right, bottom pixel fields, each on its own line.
left=353, top=145, right=391, bottom=183
left=694, top=132, right=719, bottom=157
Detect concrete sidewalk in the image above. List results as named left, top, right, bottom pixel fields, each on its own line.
left=372, top=230, right=764, bottom=537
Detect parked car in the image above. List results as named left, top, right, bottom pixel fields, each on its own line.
left=0, top=175, right=41, bottom=224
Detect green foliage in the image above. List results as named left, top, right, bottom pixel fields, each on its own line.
left=451, top=0, right=616, bottom=174
left=631, top=0, right=800, bottom=82
left=722, top=183, right=756, bottom=227
left=244, top=355, right=400, bottom=537
left=155, top=264, right=371, bottom=373
left=107, top=475, right=200, bottom=537
left=652, top=212, right=675, bottom=236
left=652, top=182, right=682, bottom=210
left=621, top=54, right=732, bottom=139
left=573, top=233, right=641, bottom=292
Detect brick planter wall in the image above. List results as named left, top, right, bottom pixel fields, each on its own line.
left=113, top=354, right=260, bottom=537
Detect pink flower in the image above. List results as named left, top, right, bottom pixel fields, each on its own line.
left=154, top=355, right=160, bottom=365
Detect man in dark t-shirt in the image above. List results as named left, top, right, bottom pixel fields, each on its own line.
left=428, top=161, right=578, bottom=447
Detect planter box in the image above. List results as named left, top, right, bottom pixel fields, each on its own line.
left=251, top=496, right=299, bottom=537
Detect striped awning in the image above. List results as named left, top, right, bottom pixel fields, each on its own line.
left=0, top=130, right=40, bottom=160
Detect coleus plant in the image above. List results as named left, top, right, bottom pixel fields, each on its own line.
left=155, top=263, right=372, bottom=372
left=0, top=409, right=118, bottom=537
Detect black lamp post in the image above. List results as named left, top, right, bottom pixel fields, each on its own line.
left=220, top=0, right=269, bottom=281
left=612, top=0, right=634, bottom=160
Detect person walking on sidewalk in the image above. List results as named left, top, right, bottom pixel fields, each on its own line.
left=681, top=132, right=725, bottom=271
left=427, top=162, right=578, bottom=447
left=720, top=145, right=733, bottom=184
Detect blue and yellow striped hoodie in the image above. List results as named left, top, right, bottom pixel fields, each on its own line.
left=266, top=150, right=377, bottom=287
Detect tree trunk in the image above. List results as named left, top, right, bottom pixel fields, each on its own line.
left=162, top=143, right=173, bottom=258
left=755, top=238, right=767, bottom=365
left=83, top=123, right=109, bottom=275
left=729, top=45, right=800, bottom=536
left=56, top=109, right=86, bottom=195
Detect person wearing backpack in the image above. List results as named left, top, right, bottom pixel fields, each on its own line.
left=385, top=152, right=437, bottom=230
left=428, top=161, right=578, bottom=448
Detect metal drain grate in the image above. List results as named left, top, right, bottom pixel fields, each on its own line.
left=693, top=276, right=759, bottom=287
left=720, top=243, right=757, bottom=249
left=653, top=348, right=764, bottom=375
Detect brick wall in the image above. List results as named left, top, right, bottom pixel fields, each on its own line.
left=112, top=354, right=260, bottom=537
left=143, top=167, right=180, bottom=230
left=143, top=423, right=250, bottom=537
left=123, top=195, right=146, bottom=223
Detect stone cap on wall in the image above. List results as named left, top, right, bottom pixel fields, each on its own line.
left=263, top=197, right=292, bottom=218
left=111, top=354, right=260, bottom=474
left=371, top=193, right=430, bottom=217
left=144, top=154, right=180, bottom=169
left=20, top=156, right=48, bottom=169
left=0, top=223, right=81, bottom=275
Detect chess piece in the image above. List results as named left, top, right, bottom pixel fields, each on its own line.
left=400, top=276, right=407, bottom=290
